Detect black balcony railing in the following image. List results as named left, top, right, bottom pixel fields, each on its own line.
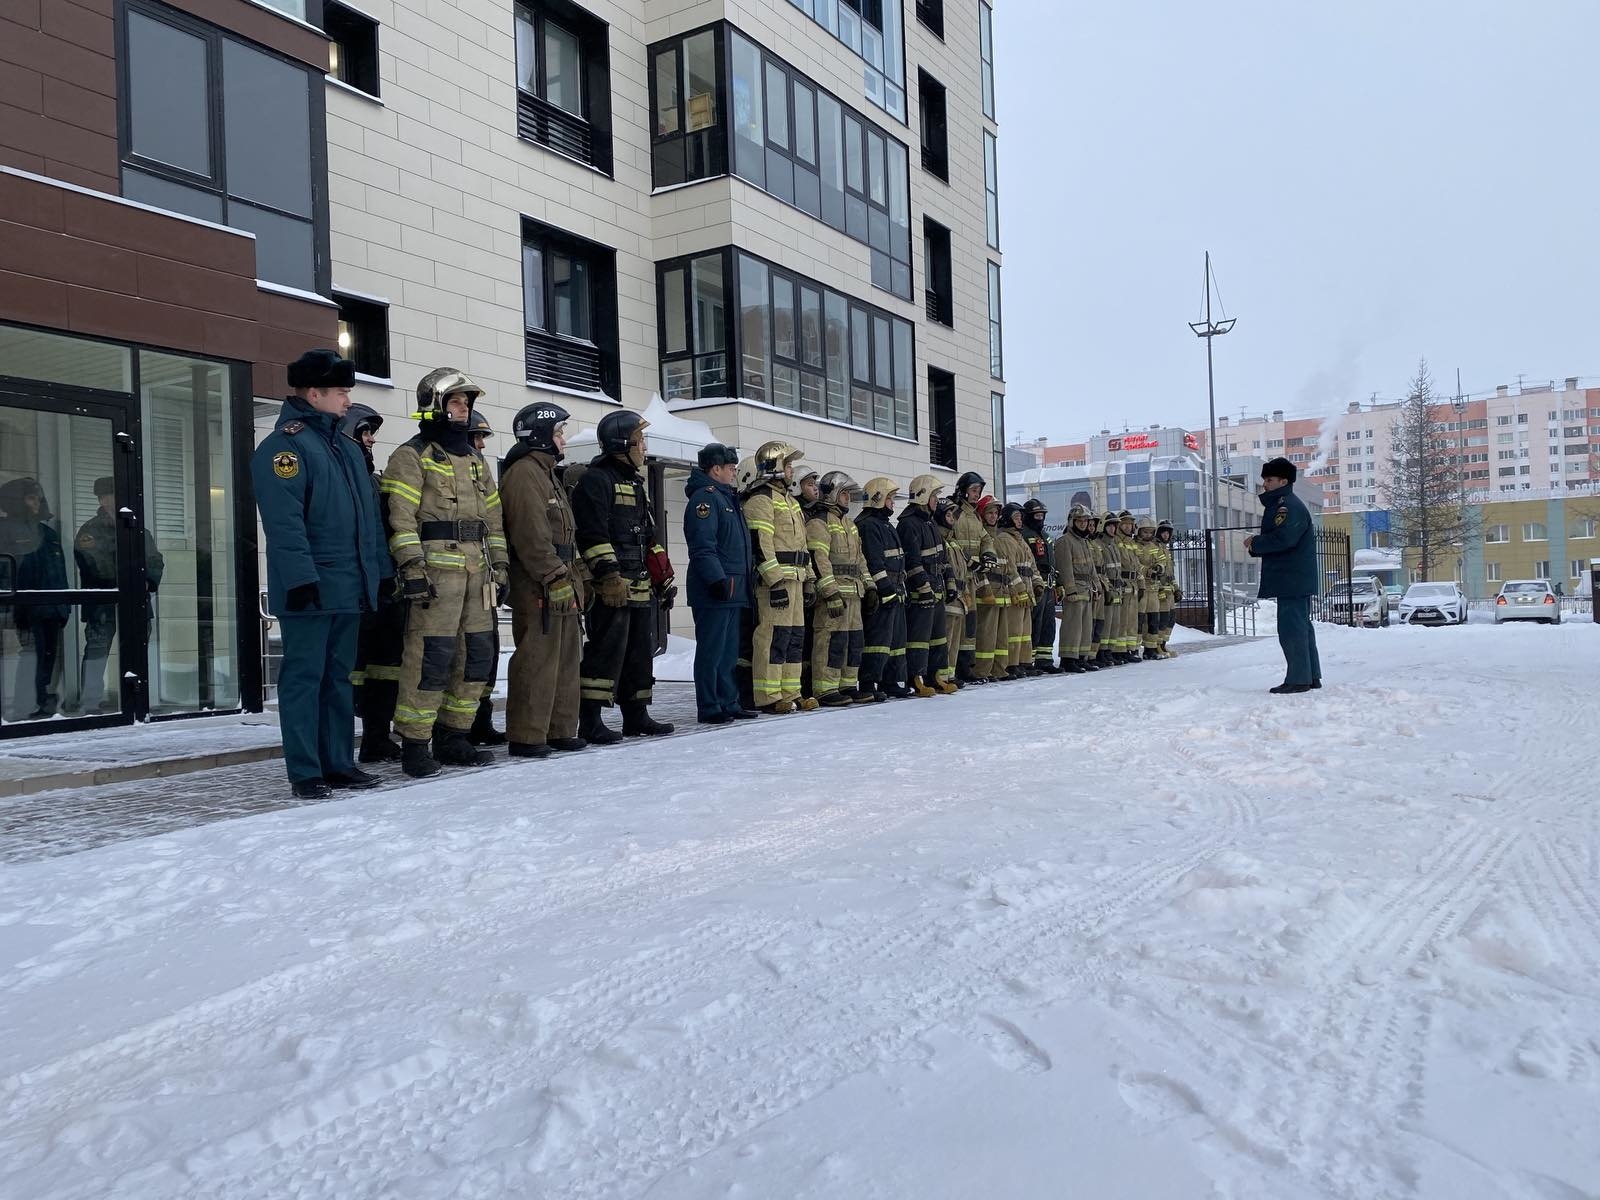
left=517, top=91, right=608, bottom=173
left=928, top=430, right=957, bottom=470
left=525, top=329, right=603, bottom=395
left=920, top=144, right=948, bottom=181
left=925, top=288, right=951, bottom=326
left=915, top=0, right=944, bottom=37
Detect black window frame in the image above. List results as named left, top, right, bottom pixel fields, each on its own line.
left=978, top=0, right=995, bottom=121
left=922, top=216, right=953, bottom=327
left=657, top=248, right=735, bottom=404
left=917, top=68, right=948, bottom=181
left=649, top=23, right=913, bottom=302
left=648, top=22, right=727, bottom=189
left=928, top=365, right=957, bottom=469
left=115, top=0, right=331, bottom=296
left=655, top=246, right=917, bottom=440
left=916, top=0, right=944, bottom=39
left=333, top=291, right=389, bottom=379
left=521, top=217, right=619, bottom=399
left=323, top=0, right=379, bottom=98
left=987, top=259, right=1004, bottom=380
left=513, top=0, right=614, bottom=176
left=983, top=128, right=1000, bottom=249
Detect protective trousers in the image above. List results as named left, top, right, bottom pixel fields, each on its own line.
left=751, top=582, right=805, bottom=705
left=810, top=596, right=864, bottom=697
left=352, top=596, right=404, bottom=730
left=506, top=607, right=580, bottom=745
left=1031, top=595, right=1056, bottom=668
left=975, top=603, right=1004, bottom=678
left=1058, top=598, right=1092, bottom=661
left=860, top=598, right=906, bottom=688
left=941, top=606, right=966, bottom=684
left=580, top=600, right=655, bottom=708
left=395, top=568, right=497, bottom=741
left=904, top=599, right=938, bottom=683
left=1007, top=601, right=1031, bottom=668
left=278, top=612, right=359, bottom=784
left=736, top=606, right=755, bottom=711
left=957, top=610, right=977, bottom=676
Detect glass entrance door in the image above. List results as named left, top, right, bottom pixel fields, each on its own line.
left=0, top=392, right=145, bottom=734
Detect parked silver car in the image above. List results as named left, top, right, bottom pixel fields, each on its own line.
left=1325, top=577, right=1390, bottom=627
left=1399, top=581, right=1467, bottom=626
left=1493, top=579, right=1563, bottom=624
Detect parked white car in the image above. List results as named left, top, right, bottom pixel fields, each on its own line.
left=1398, top=581, right=1467, bottom=626
left=1493, top=580, right=1562, bottom=624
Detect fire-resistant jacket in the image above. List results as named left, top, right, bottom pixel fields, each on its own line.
left=855, top=507, right=906, bottom=600
left=1052, top=526, right=1098, bottom=602
left=895, top=504, right=945, bottom=603
left=1021, top=515, right=1054, bottom=586
left=743, top=480, right=811, bottom=590
left=942, top=526, right=972, bottom=613
left=382, top=429, right=508, bottom=582
left=572, top=453, right=659, bottom=606
left=806, top=500, right=867, bottom=601
left=500, top=444, right=583, bottom=610
left=996, top=527, right=1036, bottom=603
left=951, top=500, right=995, bottom=578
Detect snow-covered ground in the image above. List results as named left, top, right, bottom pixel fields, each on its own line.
left=2, top=622, right=1596, bottom=1199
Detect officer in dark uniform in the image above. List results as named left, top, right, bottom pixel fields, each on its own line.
left=571, top=410, right=675, bottom=742
left=683, top=442, right=759, bottom=724
left=339, top=404, right=406, bottom=761
left=465, top=407, right=507, bottom=747
left=1020, top=498, right=1060, bottom=672
left=1247, top=457, right=1322, bottom=694
left=252, top=349, right=388, bottom=799
left=72, top=475, right=165, bottom=713
left=0, top=478, right=69, bottom=720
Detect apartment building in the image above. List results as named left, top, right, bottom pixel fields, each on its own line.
left=0, top=0, right=1006, bottom=734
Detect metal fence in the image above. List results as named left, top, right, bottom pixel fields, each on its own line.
left=1168, top=526, right=1354, bottom=635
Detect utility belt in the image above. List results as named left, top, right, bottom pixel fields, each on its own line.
left=419, top=519, right=487, bottom=542
left=834, top=563, right=863, bottom=576
left=776, top=550, right=809, bottom=565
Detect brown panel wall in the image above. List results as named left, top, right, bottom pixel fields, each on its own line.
left=0, top=170, right=335, bottom=397
left=162, top=0, right=328, bottom=68
left=0, top=0, right=119, bottom=191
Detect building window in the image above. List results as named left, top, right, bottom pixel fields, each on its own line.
left=697, top=29, right=911, bottom=300
left=1517, top=413, right=1529, bottom=423
left=1485, top=524, right=1508, bottom=543
left=983, top=130, right=1000, bottom=250
left=1571, top=517, right=1597, bottom=539
left=325, top=0, right=379, bottom=98
left=658, top=248, right=915, bottom=438
left=1534, top=560, right=1550, bottom=580
left=922, top=217, right=952, bottom=326
left=978, top=0, right=995, bottom=120
left=987, top=261, right=1003, bottom=379
left=650, top=26, right=724, bottom=187
left=334, top=292, right=389, bottom=379
left=917, top=69, right=948, bottom=180
left=658, top=250, right=731, bottom=402
left=521, top=218, right=619, bottom=398
left=1522, top=522, right=1547, bottom=541
left=1488, top=563, right=1503, bottom=585
left=929, top=366, right=957, bottom=469
left=1496, top=414, right=1511, bottom=426
left=991, top=391, right=1005, bottom=490
left=916, top=0, right=943, bottom=38
left=119, top=2, right=326, bottom=294
left=1571, top=559, right=1587, bottom=581
left=514, top=0, right=613, bottom=174
left=795, top=0, right=907, bottom=121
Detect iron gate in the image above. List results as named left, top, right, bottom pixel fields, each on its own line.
left=1168, top=526, right=1353, bottom=634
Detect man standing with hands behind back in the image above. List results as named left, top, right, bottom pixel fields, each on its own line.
left=1246, top=456, right=1322, bottom=695
left=253, top=349, right=388, bottom=799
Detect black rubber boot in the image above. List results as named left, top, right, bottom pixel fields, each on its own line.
left=359, top=720, right=403, bottom=763
left=433, top=728, right=494, bottom=766
left=468, top=697, right=506, bottom=746
left=579, top=699, right=623, bottom=745
left=401, top=738, right=442, bottom=779
left=621, top=703, right=675, bottom=737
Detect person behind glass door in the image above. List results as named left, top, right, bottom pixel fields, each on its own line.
left=70, top=476, right=165, bottom=714
left=0, top=478, right=69, bottom=720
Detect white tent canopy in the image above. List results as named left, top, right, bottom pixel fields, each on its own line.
left=564, top=394, right=718, bottom=465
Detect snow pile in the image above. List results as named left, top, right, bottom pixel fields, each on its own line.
left=1, top=620, right=1597, bottom=1199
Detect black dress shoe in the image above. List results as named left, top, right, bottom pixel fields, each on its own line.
left=326, top=768, right=381, bottom=790
left=292, top=778, right=334, bottom=800
left=1270, top=683, right=1313, bottom=695
left=548, top=737, right=588, bottom=751
left=509, top=741, right=551, bottom=758
left=729, top=708, right=762, bottom=720
left=1311, top=680, right=1323, bottom=690
left=698, top=713, right=732, bottom=725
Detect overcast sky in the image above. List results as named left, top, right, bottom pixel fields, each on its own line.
left=992, top=0, right=1600, bottom=445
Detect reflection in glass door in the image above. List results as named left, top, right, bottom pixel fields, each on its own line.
left=0, top=397, right=136, bottom=731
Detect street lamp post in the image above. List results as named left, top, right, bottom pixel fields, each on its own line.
left=1189, top=251, right=1236, bottom=634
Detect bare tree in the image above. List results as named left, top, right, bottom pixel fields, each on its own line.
left=1380, top=358, right=1477, bottom=580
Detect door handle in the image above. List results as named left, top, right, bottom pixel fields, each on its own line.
left=116, top=432, right=134, bottom=453
left=117, top=507, right=141, bottom=530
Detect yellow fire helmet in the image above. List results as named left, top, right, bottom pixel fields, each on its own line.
left=861, top=476, right=901, bottom=509
left=1101, top=511, right=1120, bottom=526
left=755, top=440, right=804, bottom=479
left=908, top=474, right=944, bottom=506
left=1068, top=503, right=1092, bottom=520
left=1137, top=516, right=1157, bottom=534
left=415, top=367, right=484, bottom=418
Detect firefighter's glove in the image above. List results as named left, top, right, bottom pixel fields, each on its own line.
left=597, top=573, right=630, bottom=608
left=825, top=593, right=846, bottom=619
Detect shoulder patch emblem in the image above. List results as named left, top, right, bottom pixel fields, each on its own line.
left=1274, top=508, right=1287, bottom=526
left=695, top=501, right=712, bottom=519
left=280, top=420, right=305, bottom=435
left=77, top=533, right=95, bottom=549
left=273, top=451, right=300, bottom=480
